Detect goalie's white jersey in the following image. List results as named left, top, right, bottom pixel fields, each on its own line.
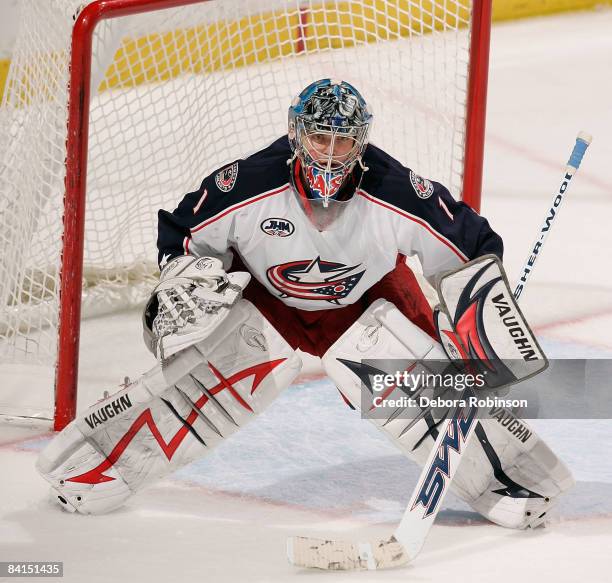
left=158, top=137, right=503, bottom=311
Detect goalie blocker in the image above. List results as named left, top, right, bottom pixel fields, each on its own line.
left=37, top=300, right=301, bottom=514
left=435, top=254, right=548, bottom=390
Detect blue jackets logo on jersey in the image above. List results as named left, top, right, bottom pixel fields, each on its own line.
left=260, top=218, right=295, bottom=237
left=266, top=257, right=365, bottom=303
left=410, top=170, right=434, bottom=199
left=214, top=163, right=239, bottom=192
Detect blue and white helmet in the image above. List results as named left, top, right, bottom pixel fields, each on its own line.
left=288, top=79, right=372, bottom=207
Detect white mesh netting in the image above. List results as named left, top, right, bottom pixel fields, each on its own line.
left=0, top=0, right=473, bottom=417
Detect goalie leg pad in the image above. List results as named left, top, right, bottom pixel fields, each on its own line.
left=451, top=413, right=575, bottom=529
left=323, top=299, right=573, bottom=529
left=322, top=298, right=448, bottom=459
left=37, top=300, right=302, bottom=514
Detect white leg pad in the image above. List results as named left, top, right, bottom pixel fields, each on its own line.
left=37, top=300, right=302, bottom=514
left=323, top=299, right=574, bottom=529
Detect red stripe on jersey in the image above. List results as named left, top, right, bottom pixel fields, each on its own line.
left=293, top=159, right=316, bottom=222
left=357, top=190, right=468, bottom=263
left=190, top=184, right=291, bottom=233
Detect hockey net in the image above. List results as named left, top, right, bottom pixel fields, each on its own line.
left=0, top=0, right=489, bottom=427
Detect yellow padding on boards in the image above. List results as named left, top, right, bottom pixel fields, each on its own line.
left=0, top=58, right=10, bottom=104
left=98, top=0, right=472, bottom=91
left=0, top=0, right=610, bottom=101
left=493, top=0, right=610, bottom=22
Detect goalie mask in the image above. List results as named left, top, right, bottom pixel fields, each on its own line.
left=288, top=79, right=372, bottom=229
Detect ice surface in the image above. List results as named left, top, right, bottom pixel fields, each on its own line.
left=2, top=8, right=612, bottom=582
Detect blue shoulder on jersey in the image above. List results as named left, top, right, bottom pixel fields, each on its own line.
left=157, top=137, right=292, bottom=266
left=360, top=144, right=503, bottom=261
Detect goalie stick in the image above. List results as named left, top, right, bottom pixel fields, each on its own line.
left=514, top=132, right=592, bottom=300
left=287, top=132, right=592, bottom=571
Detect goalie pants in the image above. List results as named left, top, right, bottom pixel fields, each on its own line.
left=231, top=253, right=436, bottom=358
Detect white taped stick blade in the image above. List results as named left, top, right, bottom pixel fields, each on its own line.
left=287, top=536, right=409, bottom=570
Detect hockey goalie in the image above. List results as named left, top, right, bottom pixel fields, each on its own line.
left=37, top=80, right=573, bottom=532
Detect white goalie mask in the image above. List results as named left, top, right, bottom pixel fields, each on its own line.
left=288, top=79, right=372, bottom=229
